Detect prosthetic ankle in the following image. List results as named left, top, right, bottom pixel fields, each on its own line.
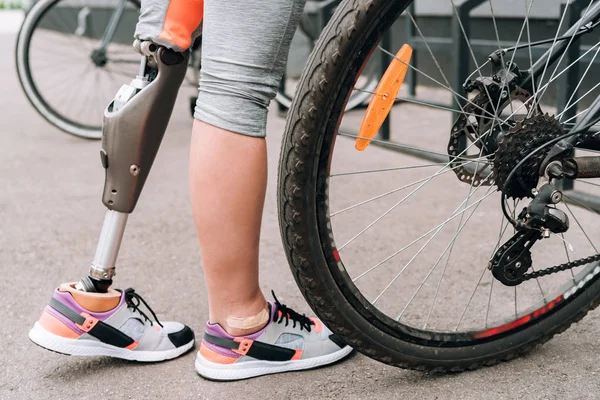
left=77, top=42, right=189, bottom=293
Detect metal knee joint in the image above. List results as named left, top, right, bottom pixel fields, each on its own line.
left=100, top=42, right=189, bottom=213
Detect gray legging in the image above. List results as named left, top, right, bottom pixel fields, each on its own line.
left=134, top=0, right=306, bottom=137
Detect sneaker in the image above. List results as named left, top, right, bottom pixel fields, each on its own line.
left=29, top=283, right=195, bottom=362
left=195, top=292, right=353, bottom=381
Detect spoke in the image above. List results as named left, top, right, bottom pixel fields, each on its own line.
left=81, top=68, right=101, bottom=122
left=390, top=95, right=498, bottom=121
left=53, top=63, right=94, bottom=122
left=98, top=69, right=115, bottom=108
left=563, top=201, right=598, bottom=253
left=514, top=286, right=518, bottom=319
left=330, top=164, right=460, bottom=217
left=536, top=0, right=596, bottom=106
left=30, top=42, right=86, bottom=62
left=559, top=45, right=600, bottom=121
left=35, top=67, right=88, bottom=93
left=484, top=278, right=495, bottom=328
left=338, top=124, right=496, bottom=250
left=88, top=1, right=98, bottom=43
left=374, top=184, right=494, bottom=305
left=377, top=46, right=500, bottom=122
left=530, top=0, right=572, bottom=109
left=71, top=66, right=95, bottom=123
left=333, top=131, right=491, bottom=220
left=425, top=195, right=513, bottom=330
left=104, top=65, right=137, bottom=78
left=529, top=265, right=547, bottom=302
left=50, top=7, right=93, bottom=54
left=456, top=195, right=517, bottom=331
left=38, top=19, right=84, bottom=51
left=483, top=212, right=515, bottom=328
left=353, top=185, right=495, bottom=283
left=421, top=141, right=488, bottom=327
left=336, top=131, right=492, bottom=163
left=562, top=107, right=592, bottom=125
left=43, top=78, right=73, bottom=112
left=493, top=212, right=512, bottom=258
left=403, top=11, right=484, bottom=120
left=524, top=0, right=538, bottom=108
left=338, top=159, right=486, bottom=250
left=487, top=0, right=535, bottom=143
left=462, top=12, right=599, bottom=135
left=454, top=261, right=489, bottom=331
left=561, top=232, right=576, bottom=281
left=481, top=42, right=600, bottom=139
left=330, top=162, right=458, bottom=177
left=558, top=81, right=600, bottom=121
left=564, top=193, right=600, bottom=217
left=575, top=179, right=600, bottom=189
left=488, top=0, right=507, bottom=61
left=397, top=169, right=489, bottom=320
left=447, top=0, right=500, bottom=116
left=108, top=58, right=141, bottom=65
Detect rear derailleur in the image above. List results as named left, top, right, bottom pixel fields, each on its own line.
left=490, top=183, right=571, bottom=286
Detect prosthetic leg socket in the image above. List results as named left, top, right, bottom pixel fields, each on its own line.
left=77, top=43, right=189, bottom=292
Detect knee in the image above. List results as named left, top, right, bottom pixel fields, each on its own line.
left=193, top=65, right=279, bottom=138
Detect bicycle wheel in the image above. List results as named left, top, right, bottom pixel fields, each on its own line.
left=16, top=0, right=141, bottom=139
left=274, top=1, right=380, bottom=112
left=279, top=0, right=600, bottom=371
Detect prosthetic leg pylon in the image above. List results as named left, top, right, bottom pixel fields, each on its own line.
left=77, top=42, right=189, bottom=292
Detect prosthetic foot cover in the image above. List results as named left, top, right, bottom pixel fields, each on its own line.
left=101, top=45, right=189, bottom=213
left=29, top=283, right=195, bottom=361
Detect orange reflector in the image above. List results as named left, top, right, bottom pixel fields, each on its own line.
left=356, top=44, right=413, bottom=151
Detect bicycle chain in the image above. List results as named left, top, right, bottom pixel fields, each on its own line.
left=491, top=233, right=600, bottom=283
left=523, top=253, right=600, bottom=281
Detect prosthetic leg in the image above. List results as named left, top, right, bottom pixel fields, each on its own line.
left=76, top=42, right=189, bottom=292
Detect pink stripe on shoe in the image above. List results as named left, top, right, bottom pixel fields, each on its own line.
left=45, top=288, right=126, bottom=335
left=53, top=289, right=125, bottom=320
left=203, top=302, right=275, bottom=358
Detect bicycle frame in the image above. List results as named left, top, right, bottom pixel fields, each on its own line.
left=88, top=0, right=137, bottom=66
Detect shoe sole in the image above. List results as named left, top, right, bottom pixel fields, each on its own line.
left=29, top=322, right=194, bottom=362
left=195, top=345, right=353, bottom=381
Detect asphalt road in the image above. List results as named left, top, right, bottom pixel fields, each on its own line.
left=2, top=14, right=600, bottom=400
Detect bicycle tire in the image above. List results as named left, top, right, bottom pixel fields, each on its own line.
left=15, top=0, right=140, bottom=140
left=274, top=10, right=379, bottom=112
left=278, top=0, right=600, bottom=371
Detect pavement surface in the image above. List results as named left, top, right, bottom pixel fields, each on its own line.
left=3, top=14, right=600, bottom=400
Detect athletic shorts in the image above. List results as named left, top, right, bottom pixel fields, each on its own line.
left=135, top=0, right=306, bottom=137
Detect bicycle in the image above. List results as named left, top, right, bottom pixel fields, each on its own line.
left=15, top=0, right=378, bottom=139
left=278, top=0, right=600, bottom=371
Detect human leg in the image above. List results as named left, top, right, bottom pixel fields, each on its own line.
left=190, top=0, right=352, bottom=380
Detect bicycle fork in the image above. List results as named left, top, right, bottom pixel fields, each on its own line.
left=77, top=42, right=188, bottom=292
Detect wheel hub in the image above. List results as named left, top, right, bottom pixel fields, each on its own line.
left=91, top=49, right=107, bottom=67
left=448, top=78, right=532, bottom=187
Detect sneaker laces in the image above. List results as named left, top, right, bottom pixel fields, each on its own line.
left=124, top=288, right=163, bottom=328
left=271, top=291, right=314, bottom=332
